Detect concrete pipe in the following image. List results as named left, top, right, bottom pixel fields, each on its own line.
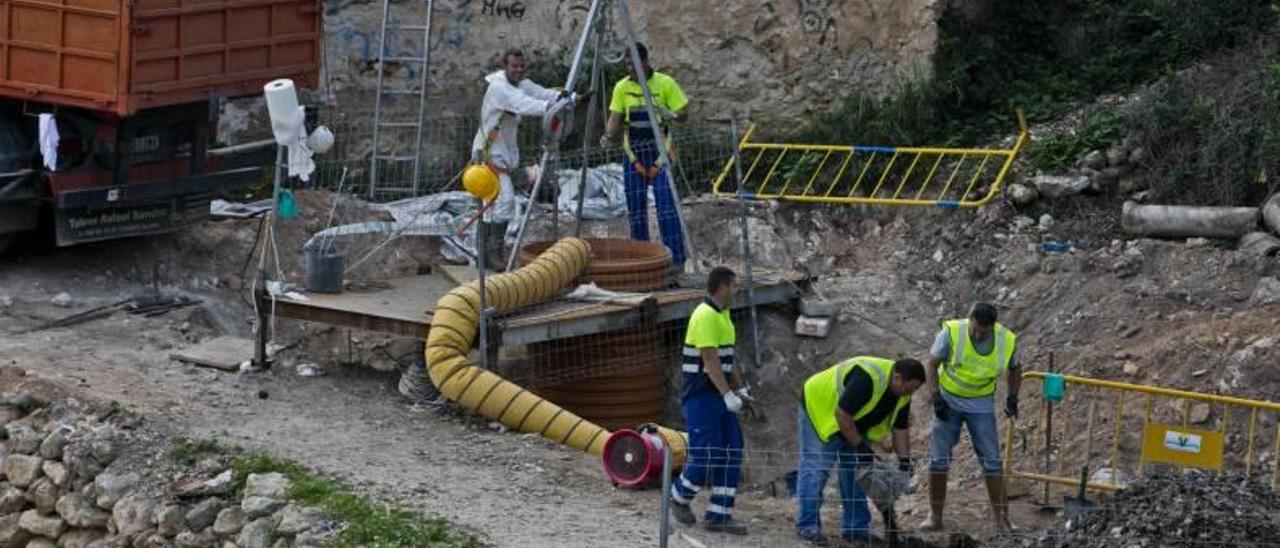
left=1121, top=201, right=1259, bottom=239
left=1264, top=193, right=1280, bottom=236
left=1240, top=232, right=1280, bottom=257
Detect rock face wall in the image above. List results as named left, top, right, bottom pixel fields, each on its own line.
left=322, top=0, right=939, bottom=124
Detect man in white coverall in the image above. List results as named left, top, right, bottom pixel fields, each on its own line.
left=471, top=48, right=573, bottom=270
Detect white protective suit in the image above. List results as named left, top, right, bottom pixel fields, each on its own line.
left=472, top=71, right=559, bottom=222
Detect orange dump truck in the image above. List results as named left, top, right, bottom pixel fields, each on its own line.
left=0, top=0, right=321, bottom=248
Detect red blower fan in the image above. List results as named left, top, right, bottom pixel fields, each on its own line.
left=602, top=424, right=678, bottom=489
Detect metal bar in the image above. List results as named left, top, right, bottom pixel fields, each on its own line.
left=957, top=153, right=992, bottom=203
left=732, top=120, right=763, bottom=417
left=891, top=152, right=922, bottom=200
left=868, top=152, right=901, bottom=198
left=615, top=0, right=699, bottom=270
left=408, top=0, right=435, bottom=195
left=476, top=197, right=489, bottom=370
left=1273, top=424, right=1279, bottom=489
left=913, top=154, right=944, bottom=200
left=741, top=149, right=766, bottom=190
left=846, top=153, right=878, bottom=197
left=757, top=149, right=788, bottom=195
left=936, top=154, right=967, bottom=199
left=970, top=109, right=1031, bottom=207
left=1021, top=372, right=1280, bottom=412
left=1222, top=403, right=1229, bottom=433
left=1246, top=408, right=1258, bottom=474
left=1139, top=393, right=1153, bottom=475
left=573, top=11, right=606, bottom=238
left=1110, top=390, right=1124, bottom=484
left=1084, top=398, right=1097, bottom=465
left=1009, top=470, right=1122, bottom=493
left=797, top=151, right=832, bottom=197
left=658, top=440, right=672, bottom=548
left=739, top=142, right=1015, bottom=155
left=367, top=0, right=393, bottom=198
left=711, top=123, right=756, bottom=194
left=820, top=152, right=855, bottom=198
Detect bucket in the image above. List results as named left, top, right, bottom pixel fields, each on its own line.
left=304, top=246, right=345, bottom=293
left=1043, top=372, right=1065, bottom=402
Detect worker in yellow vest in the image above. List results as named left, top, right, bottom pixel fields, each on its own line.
left=795, top=356, right=925, bottom=544
left=922, top=302, right=1021, bottom=533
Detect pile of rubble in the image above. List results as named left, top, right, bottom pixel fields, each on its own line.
left=0, top=386, right=334, bottom=548
left=997, top=469, right=1280, bottom=547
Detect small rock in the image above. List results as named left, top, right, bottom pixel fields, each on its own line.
left=155, top=504, right=185, bottom=537
left=1038, top=214, right=1055, bottom=231
left=212, top=508, right=246, bottom=536
left=240, top=497, right=284, bottom=519
left=1192, top=369, right=1209, bottom=377
left=175, top=469, right=233, bottom=499
left=275, top=504, right=326, bottom=536
left=1033, top=175, right=1090, bottom=198
left=56, top=493, right=110, bottom=529
left=1121, top=326, right=1142, bottom=339
left=1119, top=177, right=1147, bottom=195
left=110, top=494, right=155, bottom=538
left=0, top=514, right=28, bottom=548
left=243, top=474, right=288, bottom=500
left=27, top=477, right=57, bottom=514
left=59, top=528, right=106, bottom=548
left=25, top=537, right=55, bottom=548
left=175, top=531, right=216, bottom=548
left=1128, top=146, right=1149, bottom=165
left=272, top=538, right=292, bottom=548
left=50, top=293, right=74, bottom=308
left=93, top=472, right=138, bottom=510
left=6, top=424, right=43, bottom=455
left=931, top=248, right=944, bottom=263
left=1008, top=184, right=1039, bottom=206
left=40, top=462, right=67, bottom=488
left=798, top=297, right=835, bottom=318
left=185, top=498, right=223, bottom=532
left=89, top=442, right=117, bottom=468
left=1122, top=362, right=1139, bottom=375
left=133, top=531, right=169, bottom=548
left=1082, top=150, right=1107, bottom=170
left=1106, top=144, right=1128, bottom=167
left=1186, top=237, right=1211, bottom=248
left=0, top=486, right=24, bottom=514
left=61, top=447, right=102, bottom=488
left=18, top=509, right=64, bottom=538
left=237, top=518, right=273, bottom=548
left=38, top=430, right=68, bottom=461
left=1190, top=403, right=1212, bottom=424
left=1252, top=277, right=1280, bottom=306
left=4, top=455, right=44, bottom=488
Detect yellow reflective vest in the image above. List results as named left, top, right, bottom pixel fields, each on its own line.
left=938, top=319, right=1017, bottom=398
left=803, top=356, right=909, bottom=444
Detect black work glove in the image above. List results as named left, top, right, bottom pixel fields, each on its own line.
left=1005, top=393, right=1019, bottom=418
left=932, top=392, right=950, bottom=421
left=852, top=441, right=875, bottom=466
left=898, top=456, right=914, bottom=474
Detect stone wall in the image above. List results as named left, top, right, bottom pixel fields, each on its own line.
left=322, top=0, right=940, bottom=124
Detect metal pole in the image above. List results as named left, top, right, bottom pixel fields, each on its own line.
left=1044, top=351, right=1054, bottom=505
left=731, top=120, right=761, bottom=382
left=253, top=145, right=286, bottom=370
left=476, top=198, right=490, bottom=370
left=614, top=0, right=699, bottom=272
left=506, top=0, right=606, bottom=270
left=573, top=8, right=607, bottom=238
left=408, top=0, right=435, bottom=195
left=658, top=440, right=672, bottom=548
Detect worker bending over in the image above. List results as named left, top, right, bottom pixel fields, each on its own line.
left=471, top=48, right=572, bottom=270
left=669, top=266, right=750, bottom=535
left=923, top=302, right=1021, bottom=533
left=796, top=356, right=925, bottom=544
left=601, top=42, right=690, bottom=272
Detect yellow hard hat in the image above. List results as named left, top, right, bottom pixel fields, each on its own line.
left=462, top=164, right=499, bottom=202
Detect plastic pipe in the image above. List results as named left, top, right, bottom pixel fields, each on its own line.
left=1121, top=201, right=1259, bottom=239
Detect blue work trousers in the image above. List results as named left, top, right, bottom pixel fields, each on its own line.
left=671, top=391, right=743, bottom=521
left=623, top=146, right=687, bottom=265
left=794, top=405, right=871, bottom=541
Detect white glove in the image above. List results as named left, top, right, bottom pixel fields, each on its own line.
left=736, top=386, right=755, bottom=402
left=723, top=390, right=743, bottom=413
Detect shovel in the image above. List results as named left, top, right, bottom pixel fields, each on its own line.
left=1063, top=466, right=1096, bottom=520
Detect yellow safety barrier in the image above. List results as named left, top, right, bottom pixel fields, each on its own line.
left=1004, top=371, right=1280, bottom=495
left=712, top=111, right=1029, bottom=208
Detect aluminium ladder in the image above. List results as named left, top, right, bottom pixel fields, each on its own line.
left=368, top=0, right=435, bottom=198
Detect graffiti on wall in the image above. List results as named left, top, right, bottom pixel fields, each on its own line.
left=796, top=0, right=838, bottom=47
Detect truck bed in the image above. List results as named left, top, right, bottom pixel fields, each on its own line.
left=0, top=0, right=320, bottom=115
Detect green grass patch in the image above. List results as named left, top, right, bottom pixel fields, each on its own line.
left=232, top=453, right=488, bottom=548
left=1029, top=108, right=1127, bottom=173
left=169, top=438, right=236, bottom=467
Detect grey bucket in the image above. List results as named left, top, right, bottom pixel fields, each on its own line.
left=304, top=246, right=345, bottom=293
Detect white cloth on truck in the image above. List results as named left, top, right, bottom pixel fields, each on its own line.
left=38, top=114, right=58, bottom=171
left=471, top=70, right=558, bottom=223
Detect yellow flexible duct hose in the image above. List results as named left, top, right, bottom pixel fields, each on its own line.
left=424, top=238, right=613, bottom=455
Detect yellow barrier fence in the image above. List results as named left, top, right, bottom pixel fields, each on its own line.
left=711, top=111, right=1029, bottom=208
left=1004, top=371, right=1280, bottom=496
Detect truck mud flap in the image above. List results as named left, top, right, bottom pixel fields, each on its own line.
left=54, top=166, right=263, bottom=246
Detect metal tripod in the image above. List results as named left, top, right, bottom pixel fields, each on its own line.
left=504, top=0, right=699, bottom=273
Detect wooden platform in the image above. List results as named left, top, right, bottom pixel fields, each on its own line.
left=260, top=269, right=806, bottom=346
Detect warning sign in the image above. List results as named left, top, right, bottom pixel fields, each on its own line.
left=1142, top=423, right=1223, bottom=470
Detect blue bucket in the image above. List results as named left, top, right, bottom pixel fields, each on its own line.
left=1043, top=373, right=1065, bottom=402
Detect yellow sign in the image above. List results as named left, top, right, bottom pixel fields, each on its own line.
left=1141, top=423, right=1224, bottom=470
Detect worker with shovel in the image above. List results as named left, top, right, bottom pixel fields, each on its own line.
left=471, top=48, right=575, bottom=270
left=795, top=356, right=925, bottom=545
left=601, top=42, right=690, bottom=272
left=668, top=266, right=751, bottom=535
left=922, top=302, right=1021, bottom=533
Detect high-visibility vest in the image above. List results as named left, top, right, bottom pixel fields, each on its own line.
left=938, top=319, right=1017, bottom=398
left=803, top=356, right=909, bottom=444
